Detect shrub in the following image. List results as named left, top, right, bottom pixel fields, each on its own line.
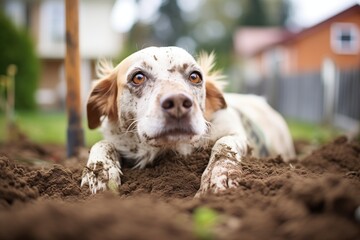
left=0, top=11, right=40, bottom=110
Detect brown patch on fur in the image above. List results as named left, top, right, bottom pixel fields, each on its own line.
left=178, top=63, right=194, bottom=76
left=87, top=75, right=119, bottom=129
left=124, top=83, right=144, bottom=99
left=205, top=81, right=227, bottom=120
left=167, top=66, right=176, bottom=73
left=142, top=61, right=153, bottom=71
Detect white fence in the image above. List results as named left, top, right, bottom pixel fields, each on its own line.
left=242, top=68, right=360, bottom=132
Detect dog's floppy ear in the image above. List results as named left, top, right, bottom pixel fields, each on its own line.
left=197, top=51, right=227, bottom=120
left=205, top=81, right=227, bottom=120
left=87, top=60, right=119, bottom=129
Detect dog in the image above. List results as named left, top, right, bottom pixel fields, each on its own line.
left=81, top=46, right=295, bottom=195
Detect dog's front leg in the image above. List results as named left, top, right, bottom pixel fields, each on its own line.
left=196, top=135, right=248, bottom=197
left=81, top=140, right=122, bottom=194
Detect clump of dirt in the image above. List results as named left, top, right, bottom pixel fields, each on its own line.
left=25, top=164, right=88, bottom=200
left=0, top=154, right=88, bottom=205
left=0, top=137, right=359, bottom=240
left=119, top=150, right=210, bottom=198
left=0, top=156, right=38, bottom=206
left=301, top=136, right=360, bottom=173
left=0, top=195, right=194, bottom=240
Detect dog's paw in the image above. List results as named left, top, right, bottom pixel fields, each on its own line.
left=195, top=160, right=242, bottom=197
left=81, top=161, right=122, bottom=194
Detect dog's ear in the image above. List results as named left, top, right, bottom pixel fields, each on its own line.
left=87, top=74, right=118, bottom=129
left=197, top=51, right=227, bottom=120
left=205, top=81, right=227, bottom=120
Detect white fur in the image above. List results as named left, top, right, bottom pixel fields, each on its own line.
left=80, top=140, right=122, bottom=194
left=81, top=46, right=295, bottom=196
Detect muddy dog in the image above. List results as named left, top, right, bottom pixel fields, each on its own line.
left=81, top=47, right=295, bottom=196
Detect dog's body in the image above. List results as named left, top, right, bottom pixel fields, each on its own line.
left=81, top=47, right=295, bottom=195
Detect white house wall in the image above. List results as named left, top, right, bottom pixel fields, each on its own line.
left=38, top=0, right=122, bottom=59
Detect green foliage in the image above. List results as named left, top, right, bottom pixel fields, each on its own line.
left=0, top=111, right=102, bottom=146
left=239, top=0, right=290, bottom=27
left=240, top=0, right=268, bottom=26
left=157, top=1, right=185, bottom=45
left=119, top=0, right=292, bottom=71
left=0, top=11, right=40, bottom=110
left=287, top=119, right=339, bottom=144
left=193, top=207, right=219, bottom=240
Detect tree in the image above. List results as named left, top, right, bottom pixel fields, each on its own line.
left=120, top=0, right=291, bottom=70
left=0, top=11, right=40, bottom=110
left=239, top=0, right=268, bottom=26
left=238, top=0, right=291, bottom=27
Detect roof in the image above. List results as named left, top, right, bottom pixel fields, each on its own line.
left=280, top=4, right=360, bottom=45
left=233, top=27, right=292, bottom=57
left=236, top=3, right=360, bottom=57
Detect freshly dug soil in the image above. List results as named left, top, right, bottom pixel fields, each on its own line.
left=0, top=137, right=359, bottom=240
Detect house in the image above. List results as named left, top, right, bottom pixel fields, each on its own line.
left=235, top=3, right=360, bottom=82
left=3, top=0, right=123, bottom=109
left=234, top=4, right=360, bottom=128
left=233, top=27, right=293, bottom=85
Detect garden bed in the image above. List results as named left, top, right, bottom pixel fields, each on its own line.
left=0, top=137, right=359, bottom=239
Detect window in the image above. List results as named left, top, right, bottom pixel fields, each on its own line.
left=331, top=23, right=359, bottom=54
left=50, top=1, right=65, bottom=43
left=42, top=1, right=65, bottom=43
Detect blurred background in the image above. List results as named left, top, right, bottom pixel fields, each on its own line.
left=0, top=0, right=359, bottom=148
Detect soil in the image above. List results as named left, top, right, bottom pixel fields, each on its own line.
left=0, top=137, right=359, bottom=240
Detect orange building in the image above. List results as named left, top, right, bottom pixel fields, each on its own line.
left=236, top=4, right=360, bottom=80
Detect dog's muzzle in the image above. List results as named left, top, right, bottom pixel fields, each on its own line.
left=160, top=92, right=193, bottom=119
left=147, top=92, right=196, bottom=141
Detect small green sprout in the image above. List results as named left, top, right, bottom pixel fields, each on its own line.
left=107, top=179, right=119, bottom=194
left=193, top=207, right=219, bottom=240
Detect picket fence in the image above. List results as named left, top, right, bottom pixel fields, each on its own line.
left=242, top=68, right=360, bottom=132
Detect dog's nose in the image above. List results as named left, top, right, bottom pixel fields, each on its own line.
left=161, top=93, right=193, bottom=118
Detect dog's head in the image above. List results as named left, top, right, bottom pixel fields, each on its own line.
left=87, top=47, right=226, bottom=147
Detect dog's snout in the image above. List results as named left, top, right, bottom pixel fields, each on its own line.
left=161, top=93, right=193, bottom=118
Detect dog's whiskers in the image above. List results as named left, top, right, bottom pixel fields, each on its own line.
left=121, top=116, right=146, bottom=135
left=125, top=119, right=139, bottom=133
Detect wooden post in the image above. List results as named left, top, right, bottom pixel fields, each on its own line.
left=65, top=0, right=84, bottom=157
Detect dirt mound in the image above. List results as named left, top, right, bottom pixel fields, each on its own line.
left=0, top=195, right=194, bottom=240
left=0, top=137, right=359, bottom=240
left=119, top=150, right=210, bottom=198
left=0, top=156, right=38, bottom=206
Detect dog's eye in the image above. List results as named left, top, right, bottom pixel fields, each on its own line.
left=188, top=72, right=202, bottom=84
left=132, top=72, right=146, bottom=85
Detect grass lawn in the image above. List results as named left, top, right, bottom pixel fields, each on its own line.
left=0, top=112, right=339, bottom=146
left=286, top=119, right=339, bottom=144
left=0, top=111, right=102, bottom=146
